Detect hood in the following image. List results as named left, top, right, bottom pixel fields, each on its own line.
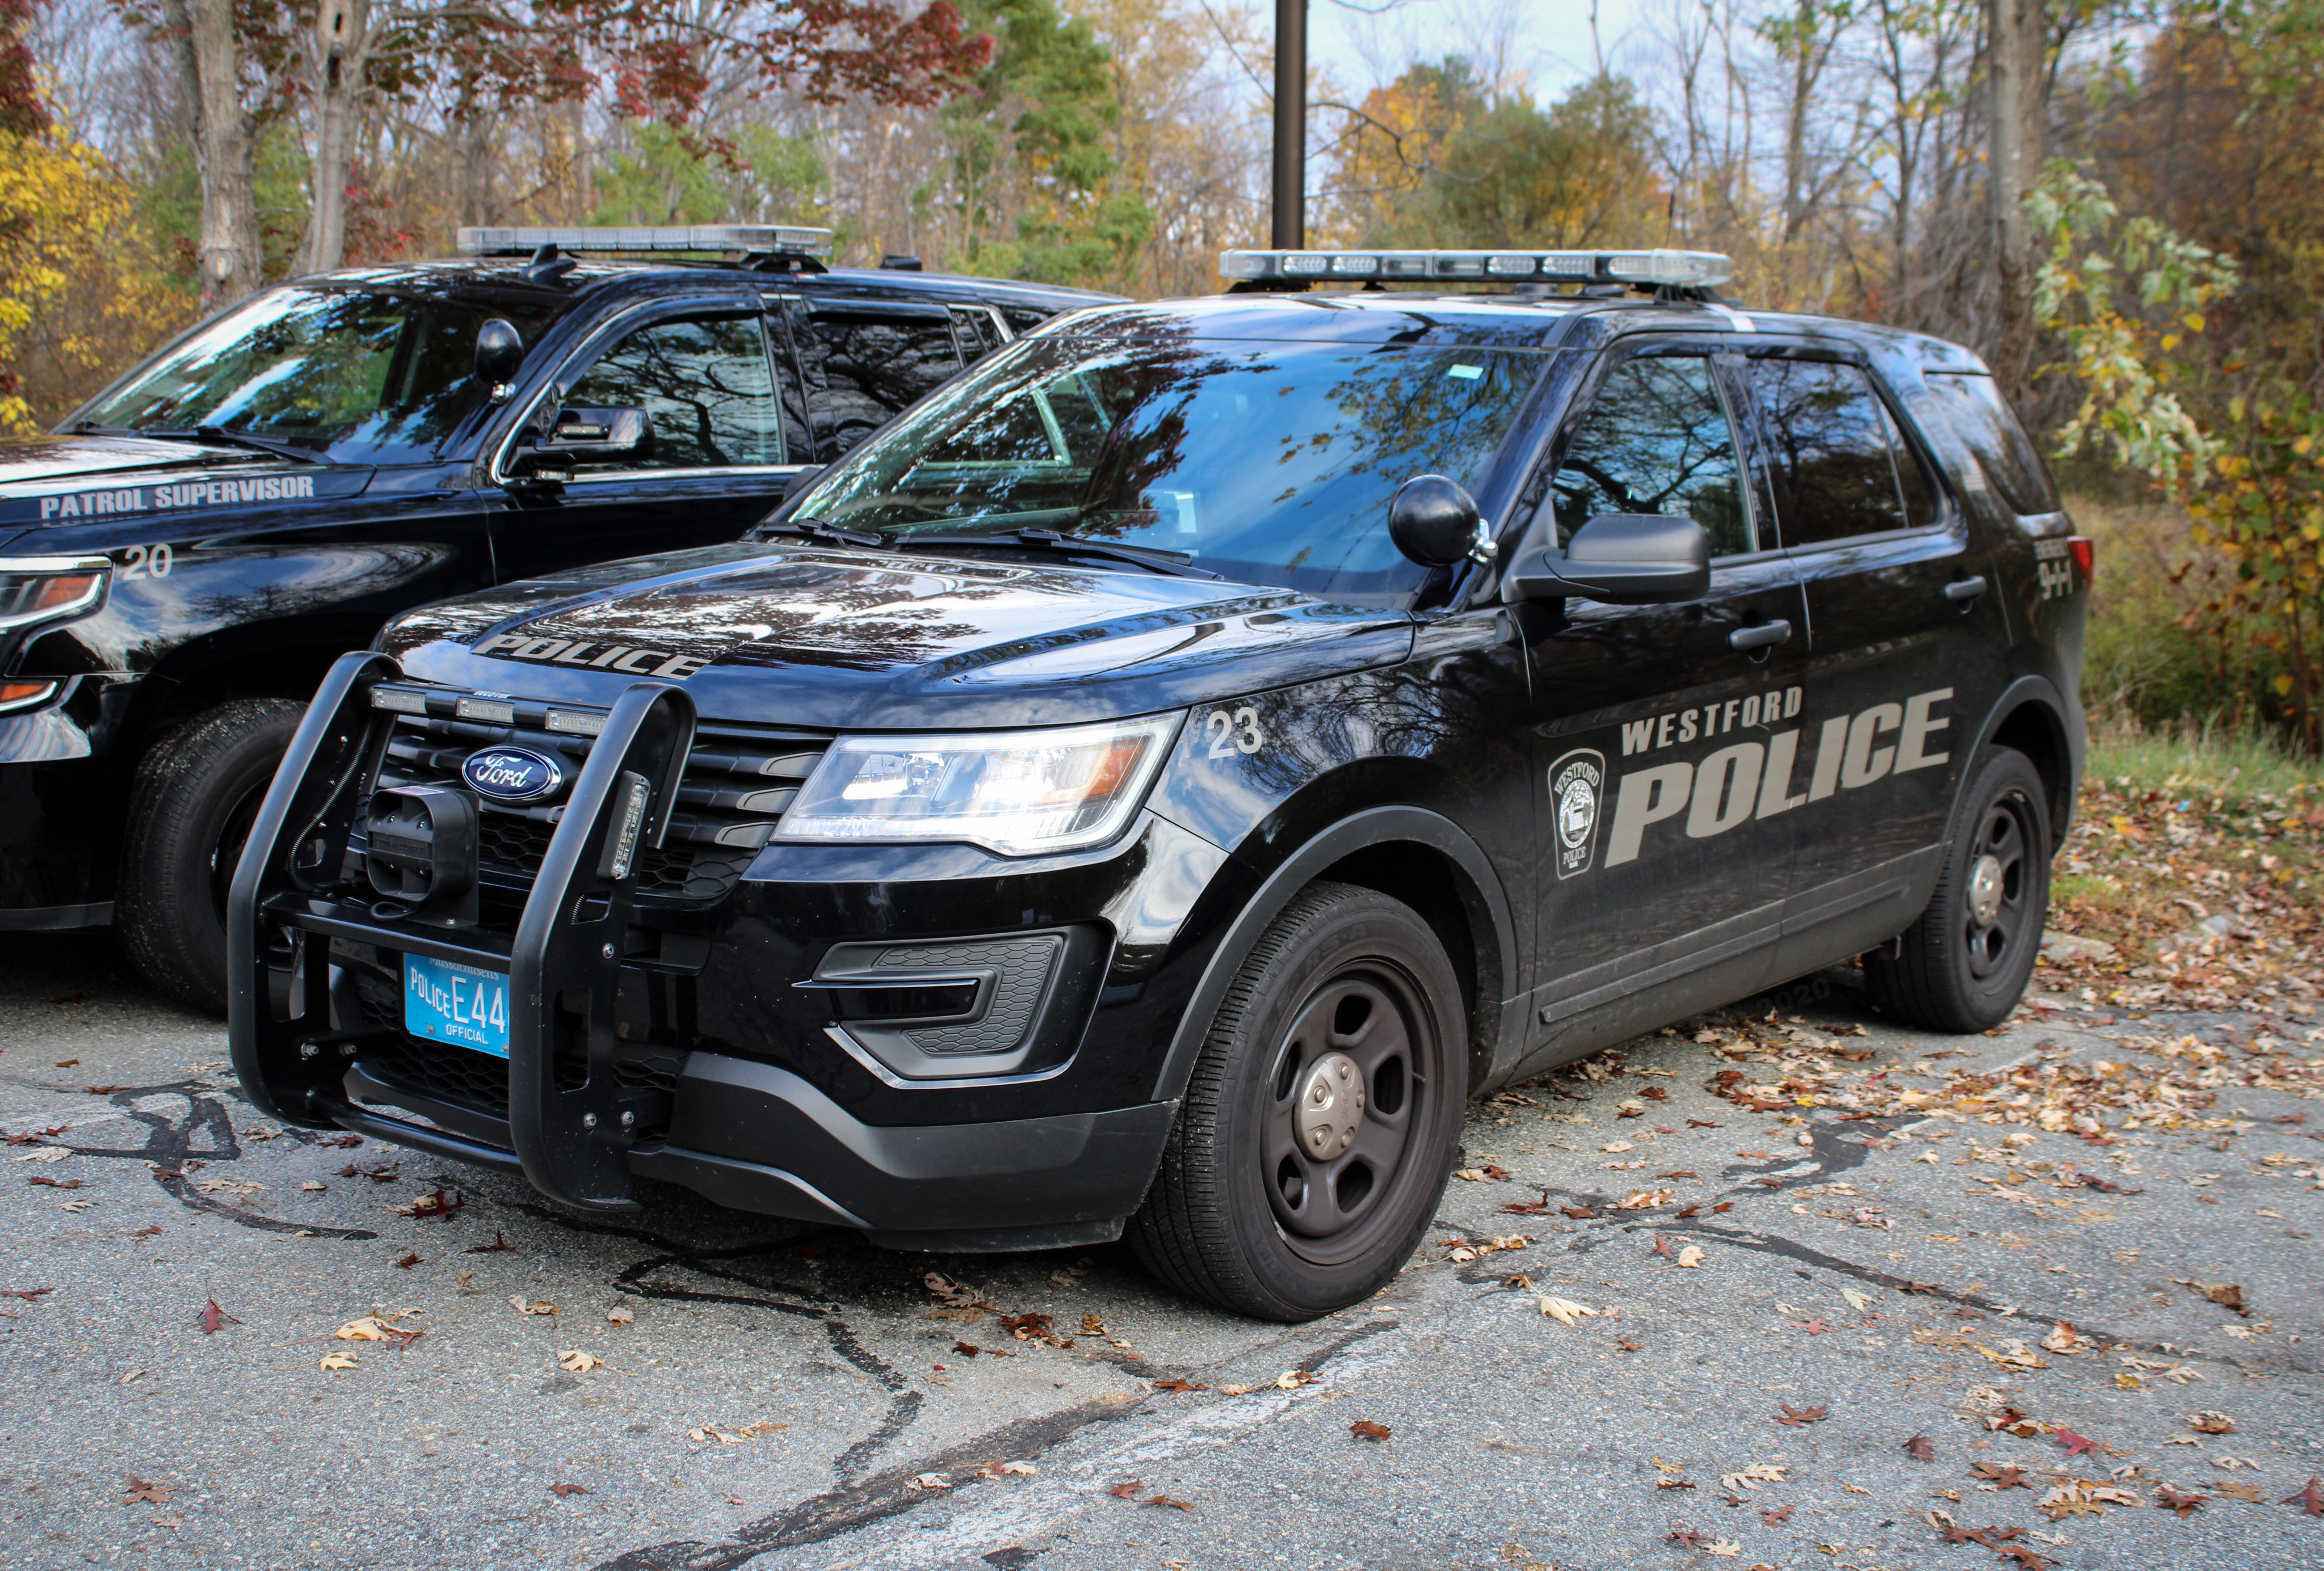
left=0, top=435, right=372, bottom=528
left=383, top=542, right=1416, bottom=730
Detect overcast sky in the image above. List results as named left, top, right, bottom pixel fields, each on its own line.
left=1305, top=0, right=1646, bottom=100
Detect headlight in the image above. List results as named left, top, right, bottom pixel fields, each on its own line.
left=778, top=713, right=1182, bottom=856
left=0, top=556, right=110, bottom=633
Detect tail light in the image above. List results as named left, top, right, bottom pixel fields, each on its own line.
left=2066, top=536, right=2094, bottom=579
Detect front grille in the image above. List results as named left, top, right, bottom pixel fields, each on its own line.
left=363, top=694, right=829, bottom=907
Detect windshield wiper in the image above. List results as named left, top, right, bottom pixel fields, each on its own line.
left=73, top=422, right=332, bottom=466
left=892, top=528, right=1222, bottom=580
left=760, top=517, right=892, bottom=550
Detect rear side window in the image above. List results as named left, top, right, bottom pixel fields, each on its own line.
left=793, top=307, right=965, bottom=461
left=1746, top=359, right=1918, bottom=546
left=1925, top=372, right=2059, bottom=515
left=949, top=306, right=1006, bottom=360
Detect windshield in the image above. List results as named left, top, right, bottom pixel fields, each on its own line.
left=792, top=333, right=1547, bottom=605
left=72, top=288, right=549, bottom=464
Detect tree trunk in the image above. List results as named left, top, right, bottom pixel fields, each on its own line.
left=178, top=0, right=262, bottom=309
left=1986, top=0, right=2046, bottom=402
left=298, top=0, right=371, bottom=276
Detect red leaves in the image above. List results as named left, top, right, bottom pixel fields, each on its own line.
left=1667, top=1526, right=1708, bottom=1548
left=342, top=1161, right=399, bottom=1182
left=1648, top=1235, right=1675, bottom=1261
left=1774, top=1403, right=1829, bottom=1428
left=2284, top=1478, right=2324, bottom=1516
left=2154, top=1485, right=2208, bottom=1516
left=1479, top=1163, right=1512, bottom=1180
left=951, top=1340, right=981, bottom=1358
left=547, top=1482, right=591, bottom=1498
left=1150, top=1377, right=1204, bottom=1393
left=465, top=1232, right=518, bottom=1253
left=1, top=1286, right=53, bottom=1301
left=1143, top=1493, right=1195, bottom=1512
left=996, top=1312, right=1052, bottom=1340
left=28, top=1176, right=86, bottom=1189
left=1793, top=1317, right=1831, bottom=1334
left=83, top=1085, right=129, bottom=1094
left=1105, top=1480, right=1143, bottom=1500
left=1686, top=1118, right=1722, bottom=1128
left=1970, top=1462, right=2028, bottom=1490
left=1560, top=1205, right=1597, bottom=1220
left=53, top=1058, right=78, bottom=1068
left=1902, top=1434, right=1936, bottom=1462
left=318, top=1133, right=364, bottom=1148
left=1760, top=1503, right=1794, bottom=1526
left=2, top=1125, right=63, bottom=1145
left=122, top=1476, right=172, bottom=1505
left=197, top=1296, right=236, bottom=1335
left=1348, top=1419, right=1392, bottom=1442
left=393, top=1253, right=422, bottom=1269
left=2051, top=1427, right=2102, bottom=1458
left=1710, top=1201, right=1734, bottom=1215
left=1106, top=1479, right=1192, bottom=1510
left=1997, top=1546, right=2053, bottom=1570
left=406, top=1187, right=464, bottom=1222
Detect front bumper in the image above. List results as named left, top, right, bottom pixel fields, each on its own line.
left=228, top=653, right=1191, bottom=1246
left=0, top=675, right=138, bottom=921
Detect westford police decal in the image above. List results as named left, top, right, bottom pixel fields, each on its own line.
left=472, top=631, right=708, bottom=681
left=1596, top=685, right=1954, bottom=866
left=1547, top=748, right=1604, bottom=879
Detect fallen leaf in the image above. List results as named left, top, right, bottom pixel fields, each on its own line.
left=1537, top=1296, right=1599, bottom=1326
left=1151, top=1376, right=1205, bottom=1393
left=1560, top=1205, right=1598, bottom=1220
left=319, top=1353, right=358, bottom=1371
left=1143, top=1493, right=1195, bottom=1512
left=27, top=1176, right=85, bottom=1189
left=548, top=1482, right=590, bottom=1498
left=393, top=1253, right=421, bottom=1270
left=2154, top=1485, right=2208, bottom=1516
left=1272, top=1370, right=1320, bottom=1389
left=997, top=1312, right=1053, bottom=1340
left=508, top=1297, right=556, bottom=1316
left=1838, top=1287, right=1872, bottom=1311
left=2052, top=1428, right=2102, bottom=1458
left=952, top=1341, right=981, bottom=1358
left=556, top=1350, right=602, bottom=1373
left=465, top=1232, right=516, bottom=1253
left=907, top=1473, right=951, bottom=1492
left=2040, top=1321, right=2092, bottom=1354
left=1775, top=1404, right=1829, bottom=1428
left=197, top=1296, right=234, bottom=1335
left=1720, top=1464, right=1788, bottom=1492
left=300, top=1181, right=326, bottom=1192
left=1970, top=1463, right=2028, bottom=1490
left=1793, top=1318, right=1831, bottom=1334
left=1903, top=1434, right=1936, bottom=1461
left=2186, top=1410, right=2235, bottom=1434
left=1082, top=1313, right=1106, bottom=1336
left=2211, top=1481, right=2264, bottom=1503
left=1106, top=1480, right=1144, bottom=1500
left=1761, top=1504, right=1794, bottom=1526
left=2284, top=1478, right=2324, bottom=1516
left=122, top=1477, right=172, bottom=1505
left=1674, top=1246, right=1705, bottom=1269
left=53, top=1059, right=78, bottom=1068
left=1350, top=1419, right=1391, bottom=1441
left=606, top=1304, right=635, bottom=1325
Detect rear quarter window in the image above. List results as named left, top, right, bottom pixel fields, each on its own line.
left=1925, top=373, right=2059, bottom=515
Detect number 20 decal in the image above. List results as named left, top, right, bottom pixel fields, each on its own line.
left=1205, top=706, right=1265, bottom=759
left=120, top=544, right=174, bottom=579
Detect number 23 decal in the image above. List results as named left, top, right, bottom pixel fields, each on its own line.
left=1205, top=706, right=1265, bottom=759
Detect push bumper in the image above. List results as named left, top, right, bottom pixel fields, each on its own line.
left=229, top=652, right=1173, bottom=1248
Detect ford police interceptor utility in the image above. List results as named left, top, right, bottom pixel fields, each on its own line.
left=228, top=246, right=2088, bottom=1321
left=0, top=225, right=1113, bottom=1011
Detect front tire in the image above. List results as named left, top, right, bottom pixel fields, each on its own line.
left=117, top=699, right=304, bottom=1015
left=1129, top=882, right=1466, bottom=1321
left=1863, top=747, right=2052, bottom=1033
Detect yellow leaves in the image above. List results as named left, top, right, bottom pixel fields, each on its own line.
left=1536, top=1296, right=1599, bottom=1325
left=555, top=1349, right=603, bottom=1374
left=318, top=1352, right=359, bottom=1372
left=2182, top=311, right=2207, bottom=333
left=1720, top=1463, right=1788, bottom=1492
left=1674, top=1246, right=1706, bottom=1269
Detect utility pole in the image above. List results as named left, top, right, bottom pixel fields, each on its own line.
left=1271, top=0, right=1306, bottom=248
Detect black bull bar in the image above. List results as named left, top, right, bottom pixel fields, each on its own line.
left=227, top=650, right=695, bottom=1212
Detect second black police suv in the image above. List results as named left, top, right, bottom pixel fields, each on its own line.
left=230, top=246, right=2089, bottom=1321
left=0, top=225, right=1111, bottom=1012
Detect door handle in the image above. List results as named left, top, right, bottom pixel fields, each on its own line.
left=1943, top=575, right=1988, bottom=602
left=1728, top=619, right=1793, bottom=652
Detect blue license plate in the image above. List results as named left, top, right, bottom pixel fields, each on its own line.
left=403, top=954, right=510, bottom=1059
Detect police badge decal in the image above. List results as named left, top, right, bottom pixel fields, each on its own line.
left=1548, top=748, right=1605, bottom=879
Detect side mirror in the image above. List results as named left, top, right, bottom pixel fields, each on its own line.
left=510, top=406, right=654, bottom=476
left=1388, top=474, right=1496, bottom=568
left=1506, top=513, right=1711, bottom=604
left=474, top=318, right=526, bottom=388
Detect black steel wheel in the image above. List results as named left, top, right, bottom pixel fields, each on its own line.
left=1863, top=747, right=2052, bottom=1033
left=117, top=699, right=304, bottom=1016
left=1130, top=882, right=1465, bottom=1321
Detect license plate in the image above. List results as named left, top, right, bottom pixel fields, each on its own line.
left=403, top=954, right=510, bottom=1059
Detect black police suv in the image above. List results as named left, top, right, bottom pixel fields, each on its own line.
left=0, top=224, right=1115, bottom=1010
left=228, top=246, right=2088, bottom=1321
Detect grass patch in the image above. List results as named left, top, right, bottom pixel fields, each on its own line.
left=2087, top=717, right=2324, bottom=807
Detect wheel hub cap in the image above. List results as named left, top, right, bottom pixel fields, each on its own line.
left=1294, top=1052, right=1366, bottom=1159
left=1968, top=853, right=2005, bottom=926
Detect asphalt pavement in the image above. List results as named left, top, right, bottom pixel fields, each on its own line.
left=1, top=929, right=2317, bottom=1571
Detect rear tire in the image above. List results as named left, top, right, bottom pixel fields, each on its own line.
left=117, top=699, right=304, bottom=1016
left=1863, top=747, right=2052, bottom=1033
left=1129, top=882, right=1465, bottom=1321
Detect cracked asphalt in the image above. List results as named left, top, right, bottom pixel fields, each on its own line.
left=1, top=931, right=2319, bottom=1571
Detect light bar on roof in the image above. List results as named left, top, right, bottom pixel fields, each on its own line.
left=457, top=225, right=833, bottom=258
left=1218, top=247, right=1732, bottom=289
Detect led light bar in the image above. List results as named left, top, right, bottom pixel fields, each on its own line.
left=1218, top=247, right=1732, bottom=289
left=457, top=225, right=834, bottom=259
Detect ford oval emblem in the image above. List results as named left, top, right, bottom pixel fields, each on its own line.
left=461, top=746, right=565, bottom=805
